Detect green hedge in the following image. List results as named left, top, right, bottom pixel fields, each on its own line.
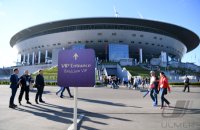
left=45, top=82, right=57, bottom=86
left=0, top=81, right=10, bottom=85
left=96, top=82, right=102, bottom=85
left=170, top=82, right=200, bottom=86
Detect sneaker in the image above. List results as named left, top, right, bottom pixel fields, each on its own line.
left=13, top=104, right=17, bottom=107
left=39, top=100, right=45, bottom=103
left=60, top=95, right=64, bottom=98
left=153, top=104, right=158, bottom=107
left=70, top=95, right=74, bottom=98
left=9, top=105, right=16, bottom=109
left=27, top=101, right=32, bottom=105
left=19, top=101, right=22, bottom=105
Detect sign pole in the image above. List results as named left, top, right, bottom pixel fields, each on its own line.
left=73, top=87, right=78, bottom=130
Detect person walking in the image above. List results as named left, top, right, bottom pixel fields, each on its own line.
left=159, top=72, right=171, bottom=109
left=133, top=77, right=139, bottom=90
left=183, top=75, right=190, bottom=92
left=9, top=68, right=20, bottom=109
left=149, top=71, right=159, bottom=106
left=35, top=70, right=45, bottom=104
left=141, top=78, right=146, bottom=89
left=60, top=86, right=73, bottom=98
left=18, top=70, right=32, bottom=105
left=56, top=86, right=64, bottom=95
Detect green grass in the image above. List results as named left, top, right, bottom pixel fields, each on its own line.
left=32, top=66, right=99, bottom=81
left=125, top=66, right=151, bottom=77
left=32, top=66, right=58, bottom=80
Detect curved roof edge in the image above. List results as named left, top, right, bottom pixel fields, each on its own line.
left=10, top=17, right=200, bottom=52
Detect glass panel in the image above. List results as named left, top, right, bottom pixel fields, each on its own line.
left=109, top=43, right=129, bottom=62
left=72, top=44, right=85, bottom=50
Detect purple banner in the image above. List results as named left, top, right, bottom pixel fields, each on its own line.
left=57, top=49, right=95, bottom=87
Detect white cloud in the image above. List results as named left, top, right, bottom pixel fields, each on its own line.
left=0, top=48, right=18, bottom=67
left=137, top=11, right=144, bottom=19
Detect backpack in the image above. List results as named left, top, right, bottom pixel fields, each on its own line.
left=154, top=76, right=159, bottom=94
left=185, top=77, right=189, bottom=83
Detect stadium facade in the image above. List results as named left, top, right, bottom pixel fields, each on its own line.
left=10, top=17, right=199, bottom=67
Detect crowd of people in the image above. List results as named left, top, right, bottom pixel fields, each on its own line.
left=9, top=68, right=46, bottom=108
left=102, top=71, right=191, bottom=109
left=8, top=67, right=190, bottom=109
left=103, top=75, right=150, bottom=90
left=8, top=68, right=73, bottom=109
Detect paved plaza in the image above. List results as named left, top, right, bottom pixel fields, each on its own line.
left=0, top=85, right=200, bottom=130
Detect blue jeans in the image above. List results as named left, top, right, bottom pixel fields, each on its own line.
left=160, top=88, right=170, bottom=107
left=56, top=86, right=64, bottom=95
left=150, top=89, right=157, bottom=106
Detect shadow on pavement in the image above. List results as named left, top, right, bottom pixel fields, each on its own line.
left=15, top=105, right=73, bottom=124
left=78, top=98, right=142, bottom=108
left=14, top=102, right=132, bottom=130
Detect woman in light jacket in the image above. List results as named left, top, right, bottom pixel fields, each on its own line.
left=159, top=72, right=171, bottom=109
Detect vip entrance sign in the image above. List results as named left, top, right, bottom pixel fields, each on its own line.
left=57, top=49, right=95, bottom=130
left=57, top=49, right=95, bottom=87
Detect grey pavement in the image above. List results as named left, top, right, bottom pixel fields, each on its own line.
left=0, top=85, right=200, bottom=130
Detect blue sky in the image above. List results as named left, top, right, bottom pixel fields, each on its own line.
left=0, top=0, right=199, bottom=67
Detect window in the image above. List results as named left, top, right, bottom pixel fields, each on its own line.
left=85, top=40, right=89, bottom=43
left=109, top=44, right=129, bottom=62
left=104, top=40, right=108, bottom=43
left=160, top=38, right=162, bottom=40
left=138, top=42, right=142, bottom=44
left=152, top=43, right=155, bottom=46
left=98, top=33, right=102, bottom=36
left=90, top=40, right=93, bottom=43
left=112, top=32, right=117, bottom=36
left=78, top=41, right=81, bottom=43
left=119, top=40, right=123, bottom=43
left=140, top=35, right=144, bottom=37
left=72, top=44, right=85, bottom=50
left=98, top=40, right=102, bottom=43
left=53, top=43, right=56, bottom=46
left=154, top=36, right=157, bottom=39
left=145, top=42, right=149, bottom=45
left=131, top=41, right=135, bottom=44
left=57, top=43, right=61, bottom=45
left=132, top=34, right=136, bottom=37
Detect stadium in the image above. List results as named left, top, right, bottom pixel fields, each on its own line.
left=9, top=17, right=200, bottom=76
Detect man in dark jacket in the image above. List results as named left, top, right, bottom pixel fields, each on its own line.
left=18, top=70, right=32, bottom=105
left=9, top=68, right=19, bottom=108
left=35, top=70, right=45, bottom=104
left=183, top=75, right=190, bottom=92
